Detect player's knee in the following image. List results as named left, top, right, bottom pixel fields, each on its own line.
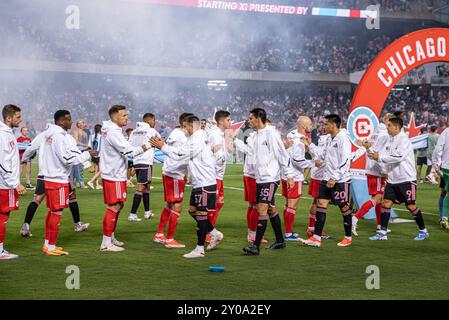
left=339, top=204, right=351, bottom=215
left=172, top=202, right=182, bottom=212
left=406, top=204, right=417, bottom=212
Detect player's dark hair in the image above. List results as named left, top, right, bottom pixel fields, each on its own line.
left=2, top=104, right=21, bottom=121
left=430, top=125, right=438, bottom=133
left=143, top=113, right=155, bottom=120
left=109, top=105, right=127, bottom=118
left=324, top=114, right=341, bottom=128
left=389, top=117, right=403, bottom=129
left=201, top=118, right=207, bottom=122
left=125, top=128, right=133, bottom=134
left=214, top=110, right=231, bottom=123
left=20, top=127, right=28, bottom=133
left=54, top=110, right=71, bottom=124
left=179, top=112, right=194, bottom=125
left=393, top=111, right=404, bottom=119
left=185, top=115, right=200, bottom=124
left=250, top=108, right=267, bottom=124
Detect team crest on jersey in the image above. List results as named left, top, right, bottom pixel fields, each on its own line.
left=347, top=106, right=379, bottom=147
left=123, top=192, right=127, bottom=198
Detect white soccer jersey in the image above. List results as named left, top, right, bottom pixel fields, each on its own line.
left=162, top=127, right=189, bottom=180
left=161, top=129, right=216, bottom=189
left=130, top=122, right=160, bottom=166
left=365, top=131, right=389, bottom=177
left=40, top=125, right=91, bottom=184
left=207, top=126, right=227, bottom=181
left=253, top=125, right=294, bottom=184
left=378, top=131, right=417, bottom=184
left=432, top=127, right=449, bottom=170
left=282, top=131, right=313, bottom=181
left=234, top=130, right=256, bottom=178
left=310, top=130, right=352, bottom=183
left=0, top=121, right=20, bottom=189
left=309, top=134, right=329, bottom=180
left=100, top=120, right=146, bottom=182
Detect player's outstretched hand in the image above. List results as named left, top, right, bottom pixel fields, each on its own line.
left=326, top=179, right=335, bottom=188
left=300, top=136, right=310, bottom=146
left=150, top=136, right=164, bottom=149
left=315, top=159, right=322, bottom=168
left=16, top=184, right=27, bottom=196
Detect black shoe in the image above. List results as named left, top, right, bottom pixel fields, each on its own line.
left=267, top=242, right=286, bottom=250
left=243, top=245, right=260, bottom=256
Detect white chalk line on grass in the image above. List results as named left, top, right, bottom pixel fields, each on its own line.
left=151, top=176, right=438, bottom=217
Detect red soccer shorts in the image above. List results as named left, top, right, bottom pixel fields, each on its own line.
left=308, top=178, right=321, bottom=199
left=367, top=174, right=386, bottom=196
left=281, top=179, right=302, bottom=199
left=162, top=174, right=185, bottom=203
left=45, top=181, right=69, bottom=212
left=243, top=175, right=257, bottom=203
left=0, top=189, right=19, bottom=213
left=102, top=179, right=127, bottom=205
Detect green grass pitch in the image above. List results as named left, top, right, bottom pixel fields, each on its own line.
left=0, top=163, right=448, bottom=300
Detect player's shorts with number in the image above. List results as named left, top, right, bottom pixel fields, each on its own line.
left=256, top=181, right=279, bottom=206
left=384, top=181, right=417, bottom=205
left=366, top=174, right=386, bottom=196
left=308, top=178, right=321, bottom=198
left=0, top=189, right=19, bottom=213
left=162, top=174, right=185, bottom=203
left=281, top=179, right=302, bottom=199
left=317, top=180, right=351, bottom=207
left=102, top=179, right=127, bottom=205
left=45, top=181, right=69, bottom=212
left=243, top=175, right=257, bottom=203
left=189, top=184, right=217, bottom=212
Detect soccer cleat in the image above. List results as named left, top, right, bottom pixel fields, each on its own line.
left=376, top=226, right=392, bottom=233
left=440, top=218, right=449, bottom=230
left=128, top=214, right=142, bottom=222
left=126, top=180, right=135, bottom=188
left=153, top=234, right=167, bottom=244
left=206, top=231, right=224, bottom=251
left=414, top=231, right=429, bottom=241
left=243, top=244, right=260, bottom=256
left=164, top=239, right=185, bottom=248
left=337, top=238, right=352, bottom=247
left=87, top=181, right=95, bottom=189
left=26, top=183, right=33, bottom=189
left=42, top=245, right=63, bottom=253
left=144, top=211, right=155, bottom=219
left=45, top=249, right=69, bottom=256
left=20, top=223, right=32, bottom=237
left=267, top=242, right=286, bottom=250
left=183, top=249, right=205, bottom=259
left=0, top=250, right=19, bottom=260
left=306, top=229, right=314, bottom=238
left=150, top=185, right=154, bottom=190
left=321, top=232, right=333, bottom=240
left=112, top=238, right=124, bottom=247
left=100, top=243, right=125, bottom=252
left=284, top=234, right=301, bottom=241
left=302, top=236, right=321, bottom=247
left=352, top=216, right=359, bottom=236
left=368, top=232, right=388, bottom=241
left=96, top=185, right=103, bottom=190
left=74, top=222, right=90, bottom=232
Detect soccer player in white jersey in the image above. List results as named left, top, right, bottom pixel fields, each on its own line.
left=151, top=115, right=223, bottom=258
left=127, top=113, right=160, bottom=222
left=234, top=122, right=268, bottom=244
left=367, top=117, right=429, bottom=241
left=20, top=124, right=91, bottom=238
left=243, top=108, right=295, bottom=256
left=39, top=110, right=96, bottom=256
left=302, top=114, right=353, bottom=248
left=432, top=117, right=449, bottom=229
left=154, top=112, right=193, bottom=248
left=0, top=105, right=26, bottom=260
left=206, top=110, right=231, bottom=231
left=282, top=116, right=314, bottom=241
left=99, top=105, right=152, bottom=252
left=352, top=113, right=394, bottom=236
